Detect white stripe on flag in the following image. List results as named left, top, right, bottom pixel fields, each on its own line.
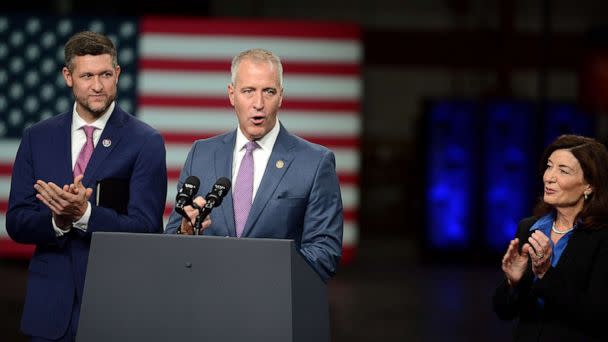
left=0, top=181, right=359, bottom=212
left=166, top=182, right=358, bottom=209
left=343, top=222, right=358, bottom=246
left=139, top=108, right=360, bottom=136
left=141, top=35, right=362, bottom=63
left=0, top=140, right=20, bottom=162
left=165, top=145, right=359, bottom=173
left=139, top=72, right=361, bottom=99
left=0, top=176, right=10, bottom=198
left=0, top=214, right=6, bottom=238
left=0, top=143, right=359, bottom=174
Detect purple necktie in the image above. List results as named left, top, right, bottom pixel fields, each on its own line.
left=233, top=141, right=258, bottom=237
left=73, top=125, right=96, bottom=177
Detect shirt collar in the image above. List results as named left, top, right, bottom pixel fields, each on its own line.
left=530, top=213, right=555, bottom=232
left=71, top=101, right=114, bottom=133
left=235, top=119, right=280, bottom=151
left=530, top=211, right=580, bottom=233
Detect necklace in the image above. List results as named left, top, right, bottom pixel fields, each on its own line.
left=552, top=221, right=574, bottom=235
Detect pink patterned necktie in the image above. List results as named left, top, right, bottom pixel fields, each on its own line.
left=233, top=141, right=259, bottom=237
left=73, top=125, right=96, bottom=177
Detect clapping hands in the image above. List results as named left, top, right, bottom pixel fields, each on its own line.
left=502, top=230, right=552, bottom=287
left=34, top=175, right=93, bottom=228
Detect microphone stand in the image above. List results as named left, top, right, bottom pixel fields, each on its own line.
left=191, top=202, right=203, bottom=235
left=194, top=213, right=204, bottom=235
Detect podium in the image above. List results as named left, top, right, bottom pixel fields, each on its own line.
left=77, top=232, right=329, bottom=342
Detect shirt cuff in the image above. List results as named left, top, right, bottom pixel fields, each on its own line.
left=72, top=201, right=91, bottom=232
left=52, top=218, right=72, bottom=237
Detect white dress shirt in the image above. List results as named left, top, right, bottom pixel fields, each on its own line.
left=231, top=120, right=280, bottom=201
left=53, top=102, right=114, bottom=236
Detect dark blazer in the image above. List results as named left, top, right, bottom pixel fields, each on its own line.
left=6, top=106, right=167, bottom=339
left=165, top=123, right=343, bottom=282
left=493, top=216, right=608, bottom=341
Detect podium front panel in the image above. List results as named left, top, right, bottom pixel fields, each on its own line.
left=78, top=233, right=302, bottom=342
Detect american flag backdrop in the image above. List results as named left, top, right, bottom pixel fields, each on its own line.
left=0, top=15, right=361, bottom=264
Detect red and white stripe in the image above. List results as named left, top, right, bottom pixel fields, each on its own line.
left=0, top=18, right=362, bottom=264
left=139, top=18, right=362, bottom=264
left=0, top=141, right=34, bottom=257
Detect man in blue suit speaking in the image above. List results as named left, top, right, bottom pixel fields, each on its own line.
left=6, top=31, right=167, bottom=341
left=165, top=49, right=343, bottom=282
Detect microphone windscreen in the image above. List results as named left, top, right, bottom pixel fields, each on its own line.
left=184, top=176, right=200, bottom=189
left=214, top=177, right=231, bottom=192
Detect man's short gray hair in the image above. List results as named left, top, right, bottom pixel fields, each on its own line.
left=230, top=48, right=283, bottom=88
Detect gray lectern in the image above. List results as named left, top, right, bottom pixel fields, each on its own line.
left=77, top=232, right=329, bottom=342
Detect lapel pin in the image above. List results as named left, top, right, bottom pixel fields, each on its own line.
left=276, top=160, right=284, bottom=169
left=102, top=139, right=111, bottom=147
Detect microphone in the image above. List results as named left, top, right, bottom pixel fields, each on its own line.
left=194, top=177, right=232, bottom=234
left=174, top=176, right=200, bottom=219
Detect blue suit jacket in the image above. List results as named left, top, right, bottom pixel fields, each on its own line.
left=6, top=106, right=167, bottom=339
left=165, top=123, right=343, bottom=281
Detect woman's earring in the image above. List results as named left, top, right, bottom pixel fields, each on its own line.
left=584, top=193, right=589, bottom=200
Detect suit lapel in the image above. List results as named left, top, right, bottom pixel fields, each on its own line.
left=217, top=131, right=237, bottom=237
left=554, top=229, right=580, bottom=269
left=242, top=125, right=295, bottom=237
left=82, top=107, right=124, bottom=188
left=56, top=113, right=75, bottom=185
